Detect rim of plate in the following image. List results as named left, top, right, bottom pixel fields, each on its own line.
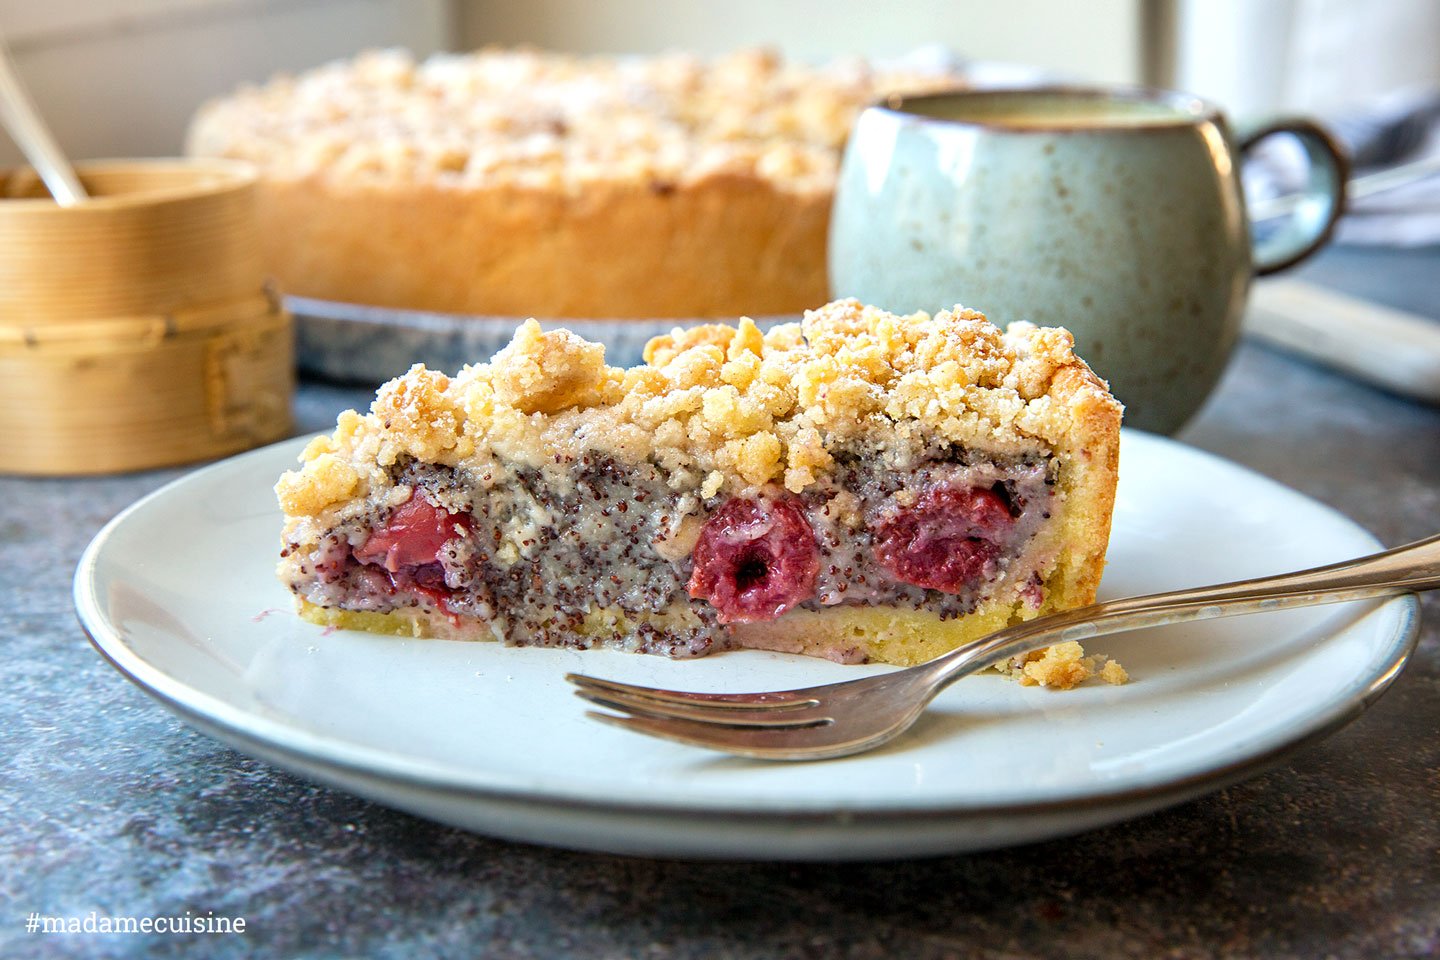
left=74, top=432, right=1422, bottom=821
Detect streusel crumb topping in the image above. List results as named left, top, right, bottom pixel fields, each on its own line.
left=188, top=47, right=960, bottom=193
left=1015, top=641, right=1129, bottom=690
left=279, top=300, right=1117, bottom=518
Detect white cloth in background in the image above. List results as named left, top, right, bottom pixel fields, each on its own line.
left=1244, top=85, right=1440, bottom=247
left=1175, top=0, right=1440, bottom=247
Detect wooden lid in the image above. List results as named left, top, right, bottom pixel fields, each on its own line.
left=0, top=159, right=263, bottom=323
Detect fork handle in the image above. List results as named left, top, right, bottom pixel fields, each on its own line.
left=930, top=532, right=1440, bottom=686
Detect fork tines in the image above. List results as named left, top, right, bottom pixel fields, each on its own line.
left=566, top=673, right=831, bottom=729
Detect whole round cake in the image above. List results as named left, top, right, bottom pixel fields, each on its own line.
left=185, top=48, right=960, bottom=319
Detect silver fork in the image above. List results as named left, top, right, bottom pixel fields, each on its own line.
left=568, top=534, right=1440, bottom=760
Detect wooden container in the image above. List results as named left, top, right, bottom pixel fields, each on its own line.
left=0, top=159, right=293, bottom=475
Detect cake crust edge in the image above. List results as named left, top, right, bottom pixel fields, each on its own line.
left=252, top=173, right=831, bottom=318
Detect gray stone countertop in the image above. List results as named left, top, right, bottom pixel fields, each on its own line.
left=2, top=250, right=1437, bottom=959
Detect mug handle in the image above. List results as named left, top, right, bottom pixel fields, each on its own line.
left=1237, top=118, right=1350, bottom=276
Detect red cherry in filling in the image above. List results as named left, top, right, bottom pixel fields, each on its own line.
left=871, top=484, right=1015, bottom=593
left=687, top=496, right=819, bottom=624
left=355, top=494, right=472, bottom=573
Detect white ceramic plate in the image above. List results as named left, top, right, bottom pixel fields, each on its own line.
left=75, top=431, right=1419, bottom=860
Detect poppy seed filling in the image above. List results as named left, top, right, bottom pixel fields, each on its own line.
left=282, top=447, right=1057, bottom=661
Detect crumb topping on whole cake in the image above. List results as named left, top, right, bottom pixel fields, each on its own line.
left=187, top=48, right=960, bottom=193
left=278, top=299, right=1118, bottom=522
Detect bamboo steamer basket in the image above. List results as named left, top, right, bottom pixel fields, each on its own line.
left=0, top=159, right=293, bottom=475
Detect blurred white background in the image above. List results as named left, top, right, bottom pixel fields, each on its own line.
left=1170, top=0, right=1440, bottom=117
left=0, top=0, right=451, bottom=167
left=0, top=0, right=1436, bottom=166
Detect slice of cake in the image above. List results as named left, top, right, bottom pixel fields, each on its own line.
left=276, top=300, right=1122, bottom=683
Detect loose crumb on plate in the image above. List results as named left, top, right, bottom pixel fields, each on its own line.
left=1016, top=640, right=1129, bottom=690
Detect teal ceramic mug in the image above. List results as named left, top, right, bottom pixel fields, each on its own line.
left=829, top=87, right=1347, bottom=434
